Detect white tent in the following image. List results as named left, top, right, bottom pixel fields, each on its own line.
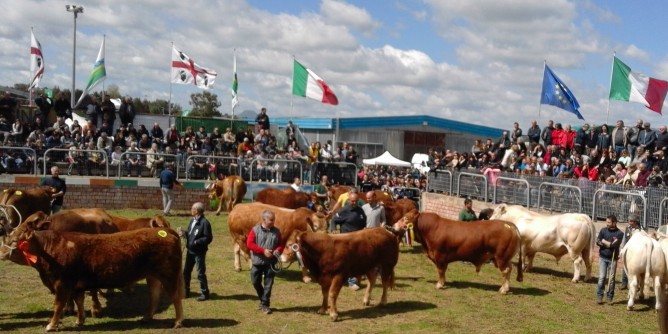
left=362, top=151, right=411, bottom=167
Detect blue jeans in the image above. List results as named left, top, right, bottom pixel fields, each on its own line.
left=597, top=257, right=617, bottom=299
left=251, top=264, right=276, bottom=307
left=184, top=251, right=209, bottom=296
left=347, top=277, right=358, bottom=286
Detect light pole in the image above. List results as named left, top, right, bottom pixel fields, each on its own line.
left=66, top=4, right=84, bottom=109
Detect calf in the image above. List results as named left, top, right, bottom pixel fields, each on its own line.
left=288, top=228, right=399, bottom=321
left=0, top=224, right=184, bottom=331
left=622, top=230, right=667, bottom=311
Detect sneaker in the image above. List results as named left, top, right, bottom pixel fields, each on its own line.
left=596, top=296, right=603, bottom=305
left=196, top=294, right=209, bottom=301
left=260, top=305, right=272, bottom=314
left=349, top=284, right=361, bottom=291
left=607, top=298, right=614, bottom=305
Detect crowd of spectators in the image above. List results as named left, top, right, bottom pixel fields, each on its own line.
left=423, top=118, right=668, bottom=189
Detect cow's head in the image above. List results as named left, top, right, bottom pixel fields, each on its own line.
left=281, top=230, right=306, bottom=264
left=307, top=212, right=328, bottom=232
left=394, top=209, right=419, bottom=231
left=490, top=204, right=508, bottom=220
left=206, top=182, right=223, bottom=200
left=150, top=215, right=171, bottom=228
left=0, top=212, right=46, bottom=264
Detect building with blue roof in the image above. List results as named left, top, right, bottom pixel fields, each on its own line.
left=243, top=114, right=504, bottom=161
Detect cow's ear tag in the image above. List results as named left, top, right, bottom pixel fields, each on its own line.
left=158, top=230, right=167, bottom=238
left=15, top=191, right=22, bottom=195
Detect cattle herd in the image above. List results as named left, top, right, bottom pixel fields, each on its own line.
left=1, top=180, right=668, bottom=332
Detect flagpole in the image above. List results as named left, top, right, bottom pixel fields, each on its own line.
left=538, top=60, right=546, bottom=123
left=231, top=48, right=236, bottom=131
left=290, top=55, right=295, bottom=121
left=101, top=35, right=106, bottom=96
left=28, top=27, right=34, bottom=107
left=605, top=51, right=616, bottom=126
left=168, top=42, right=173, bottom=117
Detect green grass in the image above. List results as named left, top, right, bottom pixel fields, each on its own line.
left=0, top=208, right=661, bottom=333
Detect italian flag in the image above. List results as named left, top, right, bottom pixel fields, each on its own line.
left=292, top=60, right=338, bottom=105
left=609, top=56, right=668, bottom=114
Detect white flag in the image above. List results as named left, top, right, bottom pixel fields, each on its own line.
left=171, top=46, right=217, bottom=89
left=29, top=30, right=44, bottom=89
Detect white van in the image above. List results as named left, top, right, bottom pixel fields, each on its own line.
left=411, top=153, right=431, bottom=175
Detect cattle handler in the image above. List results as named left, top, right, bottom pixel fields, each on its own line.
left=40, top=165, right=66, bottom=214
left=247, top=210, right=284, bottom=314
left=181, top=202, right=213, bottom=301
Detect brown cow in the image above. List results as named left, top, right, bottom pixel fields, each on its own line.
left=0, top=186, right=56, bottom=237
left=228, top=202, right=327, bottom=282
left=19, top=209, right=171, bottom=317
left=384, top=198, right=418, bottom=225
left=0, top=224, right=184, bottom=331
left=254, top=186, right=314, bottom=209
left=397, top=210, right=523, bottom=294
left=207, top=176, right=247, bottom=215
left=287, top=228, right=399, bottom=321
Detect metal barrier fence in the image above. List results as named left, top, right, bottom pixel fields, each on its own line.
left=184, top=155, right=240, bottom=180
left=428, top=168, right=668, bottom=229
left=248, top=158, right=304, bottom=183
left=310, top=162, right=358, bottom=186
left=115, top=152, right=179, bottom=178
left=0, top=146, right=37, bottom=175
left=44, top=148, right=109, bottom=177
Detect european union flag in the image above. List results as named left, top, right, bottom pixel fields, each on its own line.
left=540, top=65, right=584, bottom=120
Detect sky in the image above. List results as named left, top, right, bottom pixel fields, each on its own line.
left=2, top=0, right=668, bottom=130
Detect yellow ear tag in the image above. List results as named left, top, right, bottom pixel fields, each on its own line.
left=3, top=189, right=7, bottom=192
left=504, top=224, right=512, bottom=229
left=158, top=230, right=167, bottom=238
left=15, top=191, right=22, bottom=196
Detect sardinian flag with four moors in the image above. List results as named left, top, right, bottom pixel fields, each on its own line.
left=171, top=46, right=217, bottom=89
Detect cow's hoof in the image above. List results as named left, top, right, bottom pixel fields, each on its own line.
left=330, top=314, right=338, bottom=322
left=435, top=283, right=445, bottom=289
left=627, top=306, right=633, bottom=311
left=234, top=267, right=241, bottom=273
left=173, top=321, right=183, bottom=329
left=45, top=323, right=59, bottom=332
left=302, top=277, right=312, bottom=284
left=363, top=299, right=370, bottom=306
left=499, top=288, right=509, bottom=295
left=317, top=308, right=326, bottom=315
left=571, top=278, right=579, bottom=283
left=91, top=309, right=102, bottom=318
left=75, top=320, right=84, bottom=327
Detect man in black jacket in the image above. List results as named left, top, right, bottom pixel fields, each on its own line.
left=181, top=202, right=213, bottom=301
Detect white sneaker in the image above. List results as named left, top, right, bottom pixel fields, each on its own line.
left=349, top=284, right=360, bottom=291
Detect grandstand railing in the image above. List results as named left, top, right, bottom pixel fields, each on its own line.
left=183, top=155, right=240, bottom=180
left=246, top=158, right=304, bottom=183
left=428, top=168, right=668, bottom=230
left=44, top=148, right=109, bottom=177
left=310, top=161, right=358, bottom=186
left=0, top=146, right=37, bottom=175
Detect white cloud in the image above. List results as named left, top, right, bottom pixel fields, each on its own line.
left=320, top=0, right=381, bottom=37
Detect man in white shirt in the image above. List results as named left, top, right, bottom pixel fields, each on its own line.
left=362, top=191, right=386, bottom=228
left=290, top=177, right=303, bottom=192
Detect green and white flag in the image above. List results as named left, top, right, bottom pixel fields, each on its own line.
left=75, top=38, right=107, bottom=107
left=231, top=52, right=238, bottom=109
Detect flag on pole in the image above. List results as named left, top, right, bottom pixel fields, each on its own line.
left=540, top=64, right=583, bottom=120
left=171, top=46, right=217, bottom=89
left=609, top=56, right=668, bottom=114
left=292, top=60, right=338, bottom=105
left=75, top=38, right=107, bottom=107
left=29, top=30, right=44, bottom=89
left=231, top=51, right=239, bottom=109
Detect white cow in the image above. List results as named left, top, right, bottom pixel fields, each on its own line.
left=621, top=230, right=666, bottom=311
left=490, top=204, right=596, bottom=282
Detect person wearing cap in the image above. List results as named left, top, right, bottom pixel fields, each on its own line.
left=638, top=121, right=656, bottom=154
left=619, top=215, right=643, bottom=290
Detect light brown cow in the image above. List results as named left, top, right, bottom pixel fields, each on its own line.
left=207, top=176, right=247, bottom=215
left=397, top=210, right=523, bottom=294
left=254, top=186, right=314, bottom=209
left=287, top=228, right=400, bottom=321
left=0, top=223, right=184, bottom=331
left=228, top=202, right=327, bottom=282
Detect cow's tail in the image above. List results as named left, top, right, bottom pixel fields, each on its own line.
left=644, top=238, right=654, bottom=295
left=588, top=217, right=596, bottom=264
left=514, top=223, right=523, bottom=282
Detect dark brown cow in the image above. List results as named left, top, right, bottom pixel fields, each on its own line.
left=19, top=209, right=171, bottom=317
left=228, top=202, right=327, bottom=282
left=0, top=223, right=184, bottom=331
left=287, top=228, right=399, bottom=321
left=254, top=187, right=313, bottom=209
left=397, top=210, right=523, bottom=294
left=0, top=186, right=56, bottom=236
left=207, top=176, right=247, bottom=215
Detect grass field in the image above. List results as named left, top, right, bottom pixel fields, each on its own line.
left=0, top=208, right=661, bottom=333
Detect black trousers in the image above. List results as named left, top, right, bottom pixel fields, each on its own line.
left=250, top=264, right=275, bottom=307
left=184, top=251, right=209, bottom=296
